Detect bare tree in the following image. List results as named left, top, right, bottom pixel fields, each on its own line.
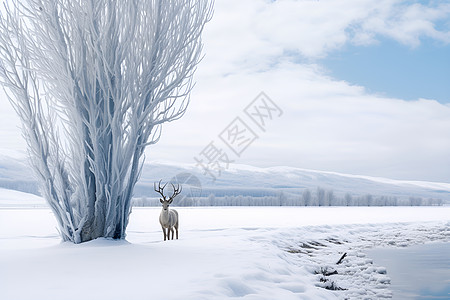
left=325, top=190, right=333, bottom=206
left=344, top=193, right=352, bottom=206
left=0, top=0, right=212, bottom=243
left=316, top=187, right=325, bottom=206
left=302, top=189, right=311, bottom=206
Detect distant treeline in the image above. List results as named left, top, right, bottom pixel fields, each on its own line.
left=132, top=187, right=444, bottom=207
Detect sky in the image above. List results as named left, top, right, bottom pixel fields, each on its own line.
left=1, top=0, right=450, bottom=182
left=322, top=37, right=450, bottom=102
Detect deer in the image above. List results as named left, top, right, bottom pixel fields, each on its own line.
left=154, top=180, right=182, bottom=241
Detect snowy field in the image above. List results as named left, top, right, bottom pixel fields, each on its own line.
left=1, top=206, right=449, bottom=300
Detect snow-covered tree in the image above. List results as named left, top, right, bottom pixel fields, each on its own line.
left=409, top=196, right=423, bottom=206
left=316, top=187, right=325, bottom=206
left=0, top=0, right=212, bottom=243
left=302, top=189, right=311, bottom=206
left=325, top=190, right=333, bottom=206
left=344, top=193, right=352, bottom=206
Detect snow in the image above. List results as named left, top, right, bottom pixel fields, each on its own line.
left=1, top=205, right=449, bottom=299
left=0, top=188, right=46, bottom=208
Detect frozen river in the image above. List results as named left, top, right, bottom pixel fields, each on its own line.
left=368, top=243, right=450, bottom=299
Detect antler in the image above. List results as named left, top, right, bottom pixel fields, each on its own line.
left=168, top=183, right=182, bottom=203
left=154, top=179, right=168, bottom=200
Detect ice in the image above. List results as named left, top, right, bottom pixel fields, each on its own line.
left=367, top=243, right=450, bottom=299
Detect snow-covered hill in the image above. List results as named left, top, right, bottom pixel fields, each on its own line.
left=0, top=188, right=46, bottom=208
left=1, top=155, right=449, bottom=205
left=135, top=160, right=449, bottom=203
left=0, top=156, right=38, bottom=195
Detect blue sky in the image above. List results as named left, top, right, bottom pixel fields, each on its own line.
left=321, top=38, right=450, bottom=103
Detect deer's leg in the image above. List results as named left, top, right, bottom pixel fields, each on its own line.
left=169, top=227, right=174, bottom=240
left=175, top=223, right=179, bottom=239
left=161, top=226, right=167, bottom=241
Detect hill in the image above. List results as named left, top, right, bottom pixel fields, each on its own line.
left=0, top=155, right=448, bottom=206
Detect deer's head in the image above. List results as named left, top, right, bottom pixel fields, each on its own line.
left=154, top=180, right=182, bottom=211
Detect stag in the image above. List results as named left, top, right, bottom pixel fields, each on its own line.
left=154, top=180, right=182, bottom=241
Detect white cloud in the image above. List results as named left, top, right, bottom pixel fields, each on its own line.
left=202, top=0, right=450, bottom=70
left=147, top=59, right=450, bottom=181
left=356, top=1, right=450, bottom=47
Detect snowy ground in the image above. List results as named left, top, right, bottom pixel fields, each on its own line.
left=1, top=206, right=449, bottom=300
left=0, top=188, right=47, bottom=208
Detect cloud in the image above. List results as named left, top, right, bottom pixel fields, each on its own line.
left=202, top=0, right=450, bottom=70
left=353, top=1, right=450, bottom=47
left=149, top=60, right=450, bottom=182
